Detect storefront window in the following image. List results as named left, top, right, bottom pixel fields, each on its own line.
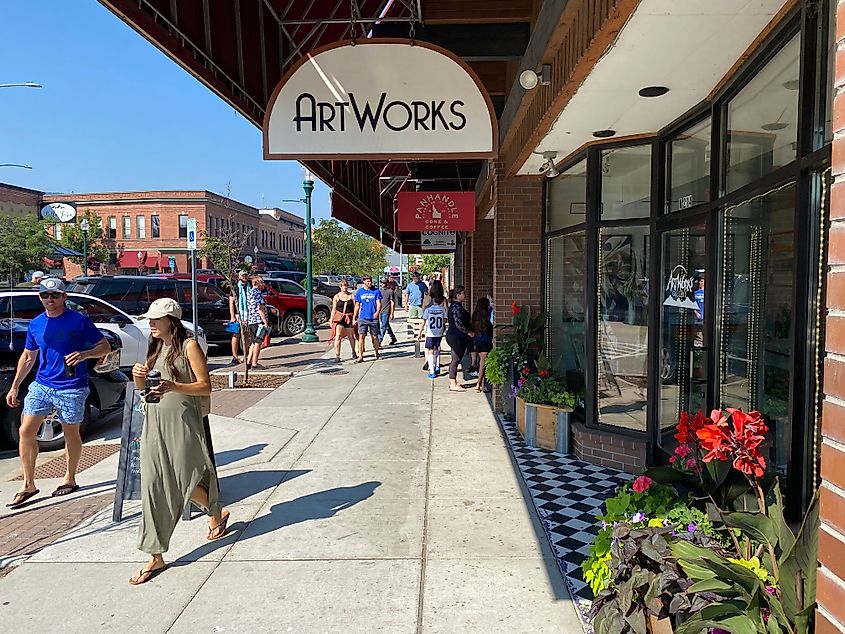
left=546, top=232, right=586, bottom=390
left=547, top=159, right=587, bottom=231
left=658, top=224, right=708, bottom=448
left=725, top=35, right=801, bottom=193
left=666, top=118, right=711, bottom=213
left=601, top=145, right=651, bottom=220
left=597, top=225, right=650, bottom=431
left=719, top=183, right=795, bottom=477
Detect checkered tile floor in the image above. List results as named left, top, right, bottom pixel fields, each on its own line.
left=498, top=417, right=631, bottom=624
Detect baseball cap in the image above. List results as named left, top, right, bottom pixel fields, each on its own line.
left=139, top=297, right=183, bottom=320
left=31, top=270, right=45, bottom=282
left=38, top=278, right=66, bottom=293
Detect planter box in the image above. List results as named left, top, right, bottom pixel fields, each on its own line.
left=516, top=396, right=572, bottom=454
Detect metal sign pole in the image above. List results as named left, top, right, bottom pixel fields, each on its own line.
left=191, top=249, right=198, bottom=337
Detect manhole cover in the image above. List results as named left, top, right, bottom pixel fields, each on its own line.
left=12, top=444, right=121, bottom=480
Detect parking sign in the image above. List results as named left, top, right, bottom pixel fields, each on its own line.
left=186, top=218, right=197, bottom=250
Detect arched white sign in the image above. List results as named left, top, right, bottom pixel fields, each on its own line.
left=263, top=39, right=497, bottom=160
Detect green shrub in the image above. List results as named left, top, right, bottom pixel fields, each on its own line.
left=485, top=346, right=508, bottom=387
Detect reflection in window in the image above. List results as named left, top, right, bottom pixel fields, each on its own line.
left=178, top=214, right=189, bottom=239
left=597, top=226, right=650, bottom=430
left=151, top=215, right=160, bottom=238
left=601, top=145, right=651, bottom=220
left=546, top=232, right=586, bottom=392
left=547, top=159, right=587, bottom=231
left=725, top=35, right=800, bottom=192
left=667, top=118, right=711, bottom=213
left=719, top=183, right=795, bottom=477
left=658, top=225, right=708, bottom=447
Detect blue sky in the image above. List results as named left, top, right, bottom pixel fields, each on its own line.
left=0, top=0, right=332, bottom=221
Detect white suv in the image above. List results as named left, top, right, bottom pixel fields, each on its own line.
left=0, top=290, right=208, bottom=368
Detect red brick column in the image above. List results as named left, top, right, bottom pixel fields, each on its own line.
left=470, top=219, right=494, bottom=306
left=493, top=176, right=543, bottom=329
left=819, top=2, right=845, bottom=629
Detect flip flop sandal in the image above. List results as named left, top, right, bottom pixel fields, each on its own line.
left=449, top=386, right=467, bottom=392
left=129, top=564, right=167, bottom=586
left=6, top=489, right=39, bottom=509
left=207, top=511, right=230, bottom=540
left=51, top=484, right=80, bottom=497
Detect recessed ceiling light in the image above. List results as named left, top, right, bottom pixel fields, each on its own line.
left=638, top=86, right=669, bottom=98
left=782, top=79, right=799, bottom=91
left=761, top=122, right=789, bottom=131
left=593, top=129, right=616, bottom=138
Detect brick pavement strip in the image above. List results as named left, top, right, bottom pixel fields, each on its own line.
left=211, top=389, right=273, bottom=418
left=0, top=492, right=113, bottom=567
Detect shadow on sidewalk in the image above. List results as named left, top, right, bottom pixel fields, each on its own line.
left=215, top=469, right=310, bottom=507
left=174, top=481, right=381, bottom=563
left=215, top=444, right=268, bottom=468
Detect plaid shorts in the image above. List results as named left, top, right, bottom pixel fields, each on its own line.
left=22, top=382, right=90, bottom=424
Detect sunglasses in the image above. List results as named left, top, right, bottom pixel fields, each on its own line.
left=39, top=292, right=63, bottom=300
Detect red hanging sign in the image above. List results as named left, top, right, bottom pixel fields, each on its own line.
left=397, top=191, right=476, bottom=232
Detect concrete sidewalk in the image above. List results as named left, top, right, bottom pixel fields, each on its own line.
left=0, top=321, right=583, bottom=633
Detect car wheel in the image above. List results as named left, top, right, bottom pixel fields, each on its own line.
left=314, top=306, right=330, bottom=325
left=3, top=402, right=92, bottom=452
left=282, top=311, right=306, bottom=336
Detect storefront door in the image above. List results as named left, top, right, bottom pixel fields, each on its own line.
left=657, top=222, right=708, bottom=452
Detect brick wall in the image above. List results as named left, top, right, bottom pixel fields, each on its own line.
left=492, top=175, right=544, bottom=329
left=819, top=1, right=845, bottom=628
left=571, top=422, right=646, bottom=474
left=471, top=218, right=494, bottom=306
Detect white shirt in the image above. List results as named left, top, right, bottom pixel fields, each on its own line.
left=423, top=305, right=447, bottom=337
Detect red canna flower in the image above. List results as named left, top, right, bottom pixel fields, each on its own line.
left=674, top=410, right=709, bottom=443
left=696, top=408, right=768, bottom=478
left=521, top=367, right=531, bottom=376
left=539, top=369, right=549, bottom=378
left=511, top=301, right=521, bottom=315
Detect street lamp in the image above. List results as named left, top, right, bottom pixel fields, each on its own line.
left=0, top=82, right=41, bottom=89
left=301, top=168, right=318, bottom=343
left=253, top=245, right=259, bottom=268
left=80, top=218, right=90, bottom=276
left=0, top=163, right=32, bottom=169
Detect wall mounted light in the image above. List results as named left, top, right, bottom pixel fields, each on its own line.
left=519, top=64, right=552, bottom=90
left=638, top=86, right=669, bottom=97
left=593, top=129, right=616, bottom=138
left=538, top=151, right=559, bottom=178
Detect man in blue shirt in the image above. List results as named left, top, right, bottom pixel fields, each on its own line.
left=403, top=272, right=427, bottom=319
left=5, top=278, right=111, bottom=508
left=354, top=275, right=382, bottom=362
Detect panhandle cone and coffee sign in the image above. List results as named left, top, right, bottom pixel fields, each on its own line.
left=397, top=191, right=476, bottom=232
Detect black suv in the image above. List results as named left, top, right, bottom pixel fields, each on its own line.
left=67, top=276, right=231, bottom=344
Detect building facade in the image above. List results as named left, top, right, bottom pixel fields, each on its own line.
left=42, top=190, right=304, bottom=275
left=0, top=182, right=42, bottom=218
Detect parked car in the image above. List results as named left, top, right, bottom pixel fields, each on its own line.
left=0, top=290, right=208, bottom=368
left=0, top=325, right=127, bottom=451
left=66, top=275, right=249, bottom=347
left=262, top=278, right=332, bottom=324
left=267, top=271, right=340, bottom=297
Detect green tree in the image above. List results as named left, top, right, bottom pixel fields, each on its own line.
left=416, top=254, right=451, bottom=277
left=312, top=219, right=387, bottom=276
left=57, top=210, right=110, bottom=266
left=0, top=214, right=54, bottom=285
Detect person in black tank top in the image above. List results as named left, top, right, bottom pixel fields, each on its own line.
left=331, top=281, right=357, bottom=361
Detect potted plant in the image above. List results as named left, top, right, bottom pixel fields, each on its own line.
left=584, top=408, right=819, bottom=634
left=496, top=301, right=547, bottom=419
left=514, top=360, right=577, bottom=453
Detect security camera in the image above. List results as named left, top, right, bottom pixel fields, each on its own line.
left=538, top=151, right=558, bottom=178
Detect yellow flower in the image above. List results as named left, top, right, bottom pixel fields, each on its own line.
left=727, top=556, right=770, bottom=582
left=648, top=518, right=666, bottom=528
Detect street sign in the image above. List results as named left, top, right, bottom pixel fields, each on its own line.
left=186, top=218, right=197, bottom=250
left=421, top=231, right=456, bottom=251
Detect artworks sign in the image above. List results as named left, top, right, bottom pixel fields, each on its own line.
left=421, top=231, right=456, bottom=251
left=397, top=192, right=476, bottom=232
left=40, top=202, right=76, bottom=222
left=663, top=265, right=699, bottom=310
left=263, top=40, right=497, bottom=160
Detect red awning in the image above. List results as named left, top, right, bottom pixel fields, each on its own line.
left=119, top=251, right=158, bottom=268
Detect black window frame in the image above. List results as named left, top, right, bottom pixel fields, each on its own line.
left=540, top=2, right=831, bottom=517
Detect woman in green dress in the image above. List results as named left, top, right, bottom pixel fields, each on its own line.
left=129, top=298, right=229, bottom=585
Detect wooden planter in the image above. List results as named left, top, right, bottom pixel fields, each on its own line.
left=516, top=396, right=572, bottom=454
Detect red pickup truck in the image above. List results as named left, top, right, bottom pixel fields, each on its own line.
left=152, top=273, right=326, bottom=336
